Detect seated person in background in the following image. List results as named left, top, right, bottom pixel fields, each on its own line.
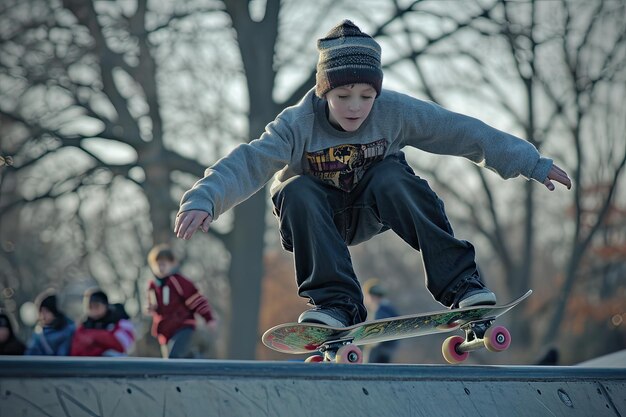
left=0, top=311, right=26, bottom=355
left=25, top=289, right=75, bottom=356
left=71, top=288, right=135, bottom=357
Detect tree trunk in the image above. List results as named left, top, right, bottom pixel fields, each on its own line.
left=223, top=0, right=280, bottom=359
left=224, top=93, right=277, bottom=359
left=226, top=192, right=267, bottom=359
left=143, top=159, right=176, bottom=245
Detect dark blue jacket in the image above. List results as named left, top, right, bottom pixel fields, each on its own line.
left=375, top=301, right=400, bottom=349
left=25, top=316, right=75, bottom=356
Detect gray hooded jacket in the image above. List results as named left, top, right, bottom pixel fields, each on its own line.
left=179, top=88, right=552, bottom=219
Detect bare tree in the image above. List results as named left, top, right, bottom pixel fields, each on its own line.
left=0, top=0, right=497, bottom=358
left=374, top=0, right=626, bottom=357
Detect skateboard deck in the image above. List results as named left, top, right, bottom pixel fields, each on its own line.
left=262, top=290, right=531, bottom=363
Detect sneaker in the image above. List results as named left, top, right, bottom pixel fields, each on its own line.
left=298, top=306, right=352, bottom=328
left=457, top=287, right=497, bottom=308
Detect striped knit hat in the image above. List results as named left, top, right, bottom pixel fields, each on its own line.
left=315, top=20, right=383, bottom=98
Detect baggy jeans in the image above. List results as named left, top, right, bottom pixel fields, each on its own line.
left=271, top=153, right=482, bottom=323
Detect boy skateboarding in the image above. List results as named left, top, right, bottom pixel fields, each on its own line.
left=175, top=20, right=571, bottom=329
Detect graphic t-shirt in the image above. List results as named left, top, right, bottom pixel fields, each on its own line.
left=306, top=139, right=387, bottom=191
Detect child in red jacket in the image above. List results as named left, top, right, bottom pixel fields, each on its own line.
left=147, top=244, right=216, bottom=358
left=71, top=289, right=135, bottom=357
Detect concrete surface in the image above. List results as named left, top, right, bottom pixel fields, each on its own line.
left=1, top=357, right=625, bottom=417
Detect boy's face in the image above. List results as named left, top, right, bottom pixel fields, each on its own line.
left=152, top=258, right=177, bottom=278
left=87, top=302, right=108, bottom=320
left=39, top=307, right=55, bottom=326
left=364, top=293, right=381, bottom=311
left=326, top=84, right=376, bottom=132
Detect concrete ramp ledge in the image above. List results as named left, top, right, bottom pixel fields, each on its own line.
left=1, top=358, right=624, bottom=417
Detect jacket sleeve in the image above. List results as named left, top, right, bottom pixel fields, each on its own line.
left=25, top=333, right=44, bottom=355
left=56, top=324, right=75, bottom=356
left=113, top=319, right=135, bottom=353
left=147, top=282, right=161, bottom=314
left=91, top=329, right=124, bottom=353
left=70, top=327, right=124, bottom=356
left=170, top=275, right=214, bottom=322
left=70, top=327, right=85, bottom=356
left=178, top=115, right=295, bottom=220
left=400, top=97, right=553, bottom=183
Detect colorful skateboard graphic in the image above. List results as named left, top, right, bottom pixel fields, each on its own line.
left=262, top=290, right=532, bottom=364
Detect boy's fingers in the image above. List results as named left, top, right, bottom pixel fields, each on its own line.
left=176, top=214, right=194, bottom=239
left=552, top=172, right=571, bottom=189
left=544, top=178, right=555, bottom=191
left=550, top=164, right=572, bottom=189
left=174, top=213, right=182, bottom=234
left=175, top=211, right=210, bottom=239
left=546, top=165, right=572, bottom=190
left=175, top=215, right=185, bottom=237
left=189, top=212, right=210, bottom=238
left=201, top=216, right=212, bottom=232
left=562, top=173, right=572, bottom=189
left=184, top=216, right=204, bottom=240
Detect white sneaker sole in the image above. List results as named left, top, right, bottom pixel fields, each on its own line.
left=298, top=311, right=347, bottom=328
left=458, top=292, right=497, bottom=308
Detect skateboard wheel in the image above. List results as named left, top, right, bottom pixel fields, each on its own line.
left=484, top=326, right=511, bottom=352
left=442, top=335, right=469, bottom=364
left=335, top=345, right=363, bottom=364
left=305, top=355, right=324, bottom=363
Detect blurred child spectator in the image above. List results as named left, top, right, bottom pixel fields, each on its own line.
left=363, top=278, right=400, bottom=363
left=25, top=290, right=75, bottom=356
left=147, top=244, right=216, bottom=358
left=71, top=288, right=135, bottom=357
left=0, top=311, right=26, bottom=355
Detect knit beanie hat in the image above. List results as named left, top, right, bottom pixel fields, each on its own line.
left=363, top=278, right=387, bottom=297
left=35, top=289, right=59, bottom=316
left=86, top=289, right=109, bottom=306
left=315, top=19, right=383, bottom=98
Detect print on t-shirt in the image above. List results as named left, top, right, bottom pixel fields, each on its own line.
left=306, top=139, right=387, bottom=192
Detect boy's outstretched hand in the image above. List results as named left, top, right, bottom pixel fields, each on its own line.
left=175, top=210, right=212, bottom=240
left=544, top=163, right=572, bottom=191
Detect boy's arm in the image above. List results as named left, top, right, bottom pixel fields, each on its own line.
left=146, top=285, right=159, bottom=314
left=401, top=98, right=566, bottom=185
left=185, top=292, right=214, bottom=322
left=176, top=116, right=295, bottom=239
left=171, top=276, right=215, bottom=323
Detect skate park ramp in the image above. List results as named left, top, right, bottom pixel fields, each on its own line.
left=1, top=358, right=625, bottom=417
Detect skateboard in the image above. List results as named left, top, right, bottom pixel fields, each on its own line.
left=262, top=290, right=532, bottom=364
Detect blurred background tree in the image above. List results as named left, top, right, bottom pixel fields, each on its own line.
left=1, top=0, right=624, bottom=363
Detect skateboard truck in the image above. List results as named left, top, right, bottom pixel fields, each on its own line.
left=459, top=319, right=494, bottom=351
left=442, top=318, right=512, bottom=363
left=307, top=338, right=363, bottom=364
